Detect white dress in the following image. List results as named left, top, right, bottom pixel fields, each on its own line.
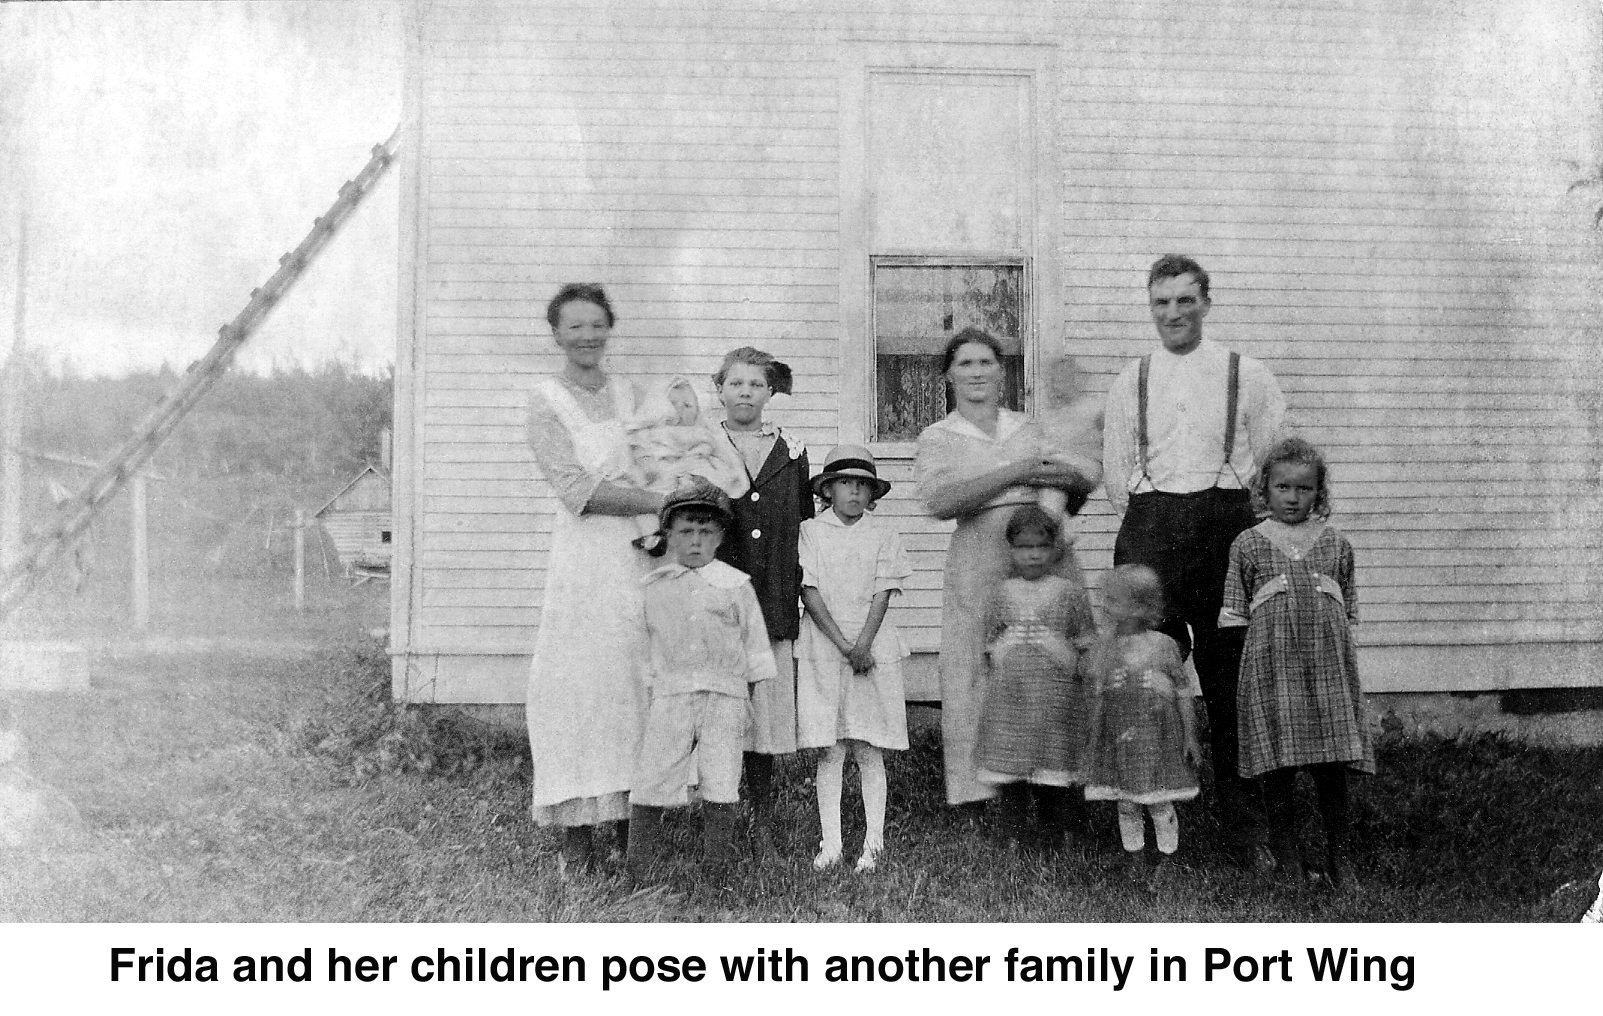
left=795, top=511, right=912, bottom=751
left=524, top=375, right=654, bottom=827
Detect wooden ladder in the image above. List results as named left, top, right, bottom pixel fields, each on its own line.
left=0, top=126, right=402, bottom=621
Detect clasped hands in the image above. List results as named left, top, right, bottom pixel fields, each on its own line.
left=834, top=637, right=877, bottom=675
left=1015, top=456, right=1092, bottom=492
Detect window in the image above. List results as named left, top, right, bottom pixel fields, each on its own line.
left=873, top=260, right=1027, bottom=441
left=380, top=530, right=392, bottom=544
left=838, top=41, right=1058, bottom=447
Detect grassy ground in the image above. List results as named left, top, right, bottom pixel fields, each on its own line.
left=2, top=575, right=1601, bottom=923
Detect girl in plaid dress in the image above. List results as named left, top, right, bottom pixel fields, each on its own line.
left=1083, top=564, right=1202, bottom=884
left=975, top=506, right=1096, bottom=851
left=1220, top=437, right=1373, bottom=890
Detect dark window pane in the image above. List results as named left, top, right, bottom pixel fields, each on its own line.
left=872, top=262, right=1026, bottom=441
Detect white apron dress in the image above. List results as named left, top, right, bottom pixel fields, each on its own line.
left=525, top=376, right=654, bottom=827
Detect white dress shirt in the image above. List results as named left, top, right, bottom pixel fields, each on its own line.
left=1102, top=338, right=1287, bottom=515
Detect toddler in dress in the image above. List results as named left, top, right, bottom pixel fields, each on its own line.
left=974, top=505, right=1096, bottom=852
left=795, top=446, right=912, bottom=873
left=1082, top=564, right=1202, bottom=887
left=1220, top=437, right=1372, bottom=891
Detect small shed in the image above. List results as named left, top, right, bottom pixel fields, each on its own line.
left=314, top=465, right=393, bottom=578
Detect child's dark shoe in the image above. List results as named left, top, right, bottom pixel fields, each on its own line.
left=748, top=812, right=776, bottom=860
left=559, top=825, right=595, bottom=878
left=1323, top=847, right=1357, bottom=894
left=625, top=806, right=666, bottom=886
left=703, top=803, right=739, bottom=866
left=1243, top=843, right=1278, bottom=876
left=1122, top=851, right=1150, bottom=886
left=1269, top=835, right=1306, bottom=887
left=1148, top=855, right=1182, bottom=893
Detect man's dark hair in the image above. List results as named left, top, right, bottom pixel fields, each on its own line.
left=1147, top=254, right=1210, bottom=301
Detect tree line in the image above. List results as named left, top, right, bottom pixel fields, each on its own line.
left=16, top=353, right=393, bottom=480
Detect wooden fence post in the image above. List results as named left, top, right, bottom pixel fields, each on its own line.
left=293, top=509, right=305, bottom=612
left=130, top=474, right=149, bottom=632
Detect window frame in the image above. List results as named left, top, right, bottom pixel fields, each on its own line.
left=838, top=37, right=1062, bottom=458
left=869, top=254, right=1034, bottom=445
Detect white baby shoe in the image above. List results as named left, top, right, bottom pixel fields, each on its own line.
left=855, top=841, right=883, bottom=873
left=812, top=842, right=843, bottom=870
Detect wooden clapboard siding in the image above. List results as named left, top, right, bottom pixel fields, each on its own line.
left=400, top=0, right=851, bottom=687
left=1051, top=0, right=1603, bottom=666
left=394, top=0, right=1603, bottom=705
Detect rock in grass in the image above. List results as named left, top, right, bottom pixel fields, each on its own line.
left=0, top=710, right=82, bottom=848
left=0, top=771, right=82, bottom=848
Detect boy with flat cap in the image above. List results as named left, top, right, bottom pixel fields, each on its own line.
left=627, top=478, right=778, bottom=882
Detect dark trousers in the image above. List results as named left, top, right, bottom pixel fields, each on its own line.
left=1113, top=488, right=1267, bottom=850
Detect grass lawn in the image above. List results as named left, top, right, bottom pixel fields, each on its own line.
left=2, top=575, right=1600, bottom=923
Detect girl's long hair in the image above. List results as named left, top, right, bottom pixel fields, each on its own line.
left=1251, top=436, right=1333, bottom=520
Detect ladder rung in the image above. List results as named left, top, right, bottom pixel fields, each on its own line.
left=0, top=126, right=403, bottom=621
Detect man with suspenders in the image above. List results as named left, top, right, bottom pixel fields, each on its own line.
left=1102, top=254, right=1288, bottom=872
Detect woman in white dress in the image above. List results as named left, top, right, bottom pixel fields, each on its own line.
left=524, top=284, right=665, bottom=874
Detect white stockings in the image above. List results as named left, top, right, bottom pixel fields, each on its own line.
left=814, top=741, right=886, bottom=870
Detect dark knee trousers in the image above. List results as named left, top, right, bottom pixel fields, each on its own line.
left=1114, top=488, right=1267, bottom=849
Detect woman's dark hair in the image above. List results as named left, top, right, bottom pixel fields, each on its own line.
left=1252, top=436, right=1333, bottom=520
left=940, top=328, right=1005, bottom=374
left=1005, top=504, right=1061, bottom=546
left=546, top=283, right=616, bottom=329
left=711, top=346, right=793, bottom=395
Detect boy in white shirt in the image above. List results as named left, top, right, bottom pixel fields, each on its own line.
left=627, top=479, right=777, bottom=883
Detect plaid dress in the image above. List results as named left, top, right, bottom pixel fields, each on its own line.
left=1082, top=631, right=1200, bottom=805
left=974, top=576, right=1095, bottom=786
left=1222, top=522, right=1375, bottom=779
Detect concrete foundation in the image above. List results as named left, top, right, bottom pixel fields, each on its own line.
left=1370, top=692, right=1603, bottom=748
left=0, top=642, right=90, bottom=693
left=442, top=693, right=1603, bottom=747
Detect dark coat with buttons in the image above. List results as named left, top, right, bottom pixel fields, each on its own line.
left=716, top=429, right=813, bottom=643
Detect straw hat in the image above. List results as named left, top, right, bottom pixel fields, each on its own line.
left=810, top=444, right=891, bottom=500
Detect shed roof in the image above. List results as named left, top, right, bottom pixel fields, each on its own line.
left=314, top=464, right=392, bottom=518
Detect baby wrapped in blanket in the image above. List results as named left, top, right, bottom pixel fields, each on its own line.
left=626, top=378, right=749, bottom=539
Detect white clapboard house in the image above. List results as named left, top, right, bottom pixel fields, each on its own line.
left=389, top=0, right=1603, bottom=721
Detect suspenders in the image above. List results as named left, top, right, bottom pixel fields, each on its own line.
left=1136, top=350, right=1240, bottom=488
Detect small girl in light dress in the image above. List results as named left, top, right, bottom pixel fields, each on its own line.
left=974, top=505, right=1096, bottom=851
left=1221, top=437, right=1372, bottom=890
left=1082, top=564, right=1202, bottom=884
left=796, top=446, right=912, bottom=872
